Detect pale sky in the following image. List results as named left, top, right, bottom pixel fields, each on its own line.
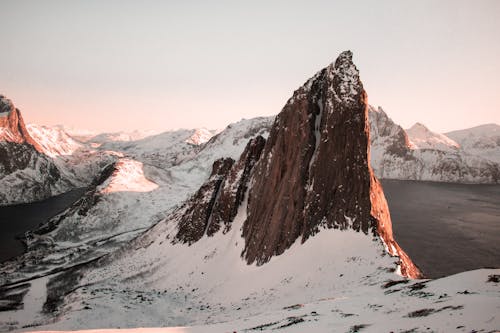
left=1, top=0, right=499, bottom=133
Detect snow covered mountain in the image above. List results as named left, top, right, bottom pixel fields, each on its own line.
left=2, top=51, right=497, bottom=333
left=406, top=122, right=460, bottom=152
left=446, top=123, right=500, bottom=164
left=0, top=95, right=77, bottom=205
left=369, top=106, right=500, bottom=183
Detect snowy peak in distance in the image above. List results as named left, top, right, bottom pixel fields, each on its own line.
left=185, top=128, right=218, bottom=145
left=26, top=123, right=83, bottom=157
left=446, top=123, right=500, bottom=164
left=86, top=129, right=161, bottom=144
left=406, top=122, right=460, bottom=152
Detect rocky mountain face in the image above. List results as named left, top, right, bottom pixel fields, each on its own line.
left=170, top=51, right=420, bottom=278
left=369, top=106, right=500, bottom=183
left=0, top=95, right=43, bottom=150
left=0, top=96, right=75, bottom=205
left=173, top=135, right=266, bottom=244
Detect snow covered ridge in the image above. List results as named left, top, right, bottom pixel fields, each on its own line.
left=447, top=123, right=500, bottom=164
left=406, top=122, right=460, bottom=152
left=369, top=106, right=500, bottom=183
left=27, top=124, right=83, bottom=157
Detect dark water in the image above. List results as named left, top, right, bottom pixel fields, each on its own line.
left=0, top=188, right=86, bottom=263
left=382, top=180, right=500, bottom=279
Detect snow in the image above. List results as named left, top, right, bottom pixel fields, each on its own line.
left=446, top=123, right=500, bottom=164
left=27, top=124, right=83, bottom=157
left=19, top=211, right=500, bottom=332
left=86, top=130, right=161, bottom=144
left=1, top=276, right=49, bottom=330
left=98, top=159, right=158, bottom=194
left=369, top=106, right=500, bottom=183
left=406, top=122, right=460, bottom=152
left=185, top=128, right=216, bottom=145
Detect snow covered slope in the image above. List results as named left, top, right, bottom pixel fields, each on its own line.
left=87, top=130, right=160, bottom=144
left=0, top=117, right=272, bottom=292
left=447, top=123, right=500, bottom=164
left=406, top=122, right=460, bottom=151
left=25, top=269, right=500, bottom=332
left=369, top=106, right=500, bottom=183
left=26, top=124, right=83, bottom=158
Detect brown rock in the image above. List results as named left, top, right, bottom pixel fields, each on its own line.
left=0, top=95, right=43, bottom=152
left=207, top=135, right=266, bottom=236
left=174, top=157, right=235, bottom=245
left=241, top=51, right=421, bottom=278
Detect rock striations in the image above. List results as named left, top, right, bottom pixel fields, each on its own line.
left=173, top=51, right=421, bottom=278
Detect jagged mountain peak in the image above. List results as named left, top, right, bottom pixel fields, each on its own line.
left=406, top=122, right=460, bottom=151
left=0, top=94, right=15, bottom=114
left=0, top=94, right=43, bottom=152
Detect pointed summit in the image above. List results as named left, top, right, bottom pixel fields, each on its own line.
left=241, top=52, right=421, bottom=277
left=0, top=95, right=43, bottom=152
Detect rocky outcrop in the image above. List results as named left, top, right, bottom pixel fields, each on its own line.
left=0, top=96, right=77, bottom=204
left=174, top=157, right=235, bottom=244
left=207, top=135, right=266, bottom=236
left=169, top=51, right=421, bottom=278
left=0, top=95, right=43, bottom=152
left=173, top=136, right=266, bottom=244
left=240, top=51, right=421, bottom=278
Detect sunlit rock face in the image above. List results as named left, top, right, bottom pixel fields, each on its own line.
left=0, top=95, right=43, bottom=151
left=0, top=95, right=74, bottom=205
left=169, top=51, right=420, bottom=278
left=241, top=51, right=421, bottom=278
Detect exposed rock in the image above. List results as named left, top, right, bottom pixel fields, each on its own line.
left=0, top=95, right=43, bottom=152
left=173, top=135, right=267, bottom=243
left=173, top=157, right=235, bottom=244
left=207, top=135, right=266, bottom=236
left=241, top=51, right=421, bottom=278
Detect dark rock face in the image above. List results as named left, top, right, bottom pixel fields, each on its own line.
left=207, top=136, right=266, bottom=236
left=241, top=51, right=421, bottom=278
left=173, top=136, right=267, bottom=244
left=174, top=158, right=235, bottom=244
left=168, top=52, right=420, bottom=278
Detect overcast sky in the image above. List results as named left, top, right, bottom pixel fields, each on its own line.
left=1, top=0, right=499, bottom=133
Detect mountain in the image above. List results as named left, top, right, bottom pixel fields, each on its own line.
left=0, top=96, right=76, bottom=205
left=0, top=56, right=499, bottom=332
left=406, top=122, right=460, bottom=152
left=369, top=106, right=500, bottom=183
left=446, top=123, right=500, bottom=164
left=26, top=123, right=84, bottom=157
left=86, top=130, right=161, bottom=144
left=0, top=116, right=272, bottom=292
left=0, top=50, right=426, bottom=329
